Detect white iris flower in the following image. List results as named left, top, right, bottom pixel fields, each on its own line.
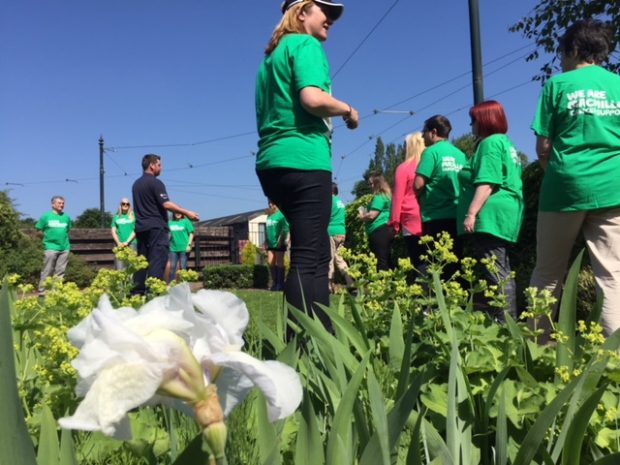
left=59, top=284, right=302, bottom=439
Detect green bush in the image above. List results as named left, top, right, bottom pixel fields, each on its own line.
left=64, top=254, right=97, bottom=288
left=203, top=264, right=269, bottom=289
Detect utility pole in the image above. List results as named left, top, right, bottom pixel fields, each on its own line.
left=99, top=136, right=105, bottom=228
left=468, top=0, right=484, bottom=104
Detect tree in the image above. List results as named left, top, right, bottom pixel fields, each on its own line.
left=351, top=137, right=405, bottom=199
left=510, top=0, right=619, bottom=82
left=74, top=208, right=113, bottom=229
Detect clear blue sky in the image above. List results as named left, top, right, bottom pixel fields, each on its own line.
left=1, top=0, right=550, bottom=222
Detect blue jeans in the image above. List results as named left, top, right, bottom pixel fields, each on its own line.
left=257, top=168, right=332, bottom=334
left=169, top=251, right=188, bottom=281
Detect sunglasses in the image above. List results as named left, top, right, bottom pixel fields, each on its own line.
left=121, top=202, right=130, bottom=206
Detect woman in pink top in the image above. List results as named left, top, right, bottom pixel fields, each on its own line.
left=389, top=132, right=424, bottom=267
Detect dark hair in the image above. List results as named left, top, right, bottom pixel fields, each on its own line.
left=469, top=100, right=508, bottom=137
left=142, top=154, right=161, bottom=171
left=559, top=20, right=614, bottom=64
left=332, top=182, right=339, bottom=195
left=423, top=115, right=452, bottom=138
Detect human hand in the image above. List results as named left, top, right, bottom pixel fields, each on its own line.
left=186, top=211, right=199, bottom=221
left=464, top=214, right=476, bottom=233
left=343, top=106, right=359, bottom=129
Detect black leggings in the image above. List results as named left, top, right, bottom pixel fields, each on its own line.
left=257, top=168, right=333, bottom=333
left=368, top=224, right=393, bottom=271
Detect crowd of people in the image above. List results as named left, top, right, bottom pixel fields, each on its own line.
left=33, top=3, right=618, bottom=343
left=253, top=1, right=620, bottom=340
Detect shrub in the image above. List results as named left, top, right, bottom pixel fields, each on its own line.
left=203, top=264, right=269, bottom=289
left=64, top=254, right=97, bottom=288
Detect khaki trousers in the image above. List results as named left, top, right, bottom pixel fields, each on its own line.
left=329, top=235, right=349, bottom=280
left=530, top=207, right=620, bottom=340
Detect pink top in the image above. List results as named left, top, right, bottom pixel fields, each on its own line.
left=389, top=160, right=422, bottom=235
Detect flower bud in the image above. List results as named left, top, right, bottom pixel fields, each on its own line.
left=202, top=421, right=227, bottom=459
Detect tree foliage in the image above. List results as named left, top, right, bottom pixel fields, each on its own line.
left=74, top=208, right=113, bottom=229
left=510, top=0, right=619, bottom=82
left=351, top=137, right=405, bottom=199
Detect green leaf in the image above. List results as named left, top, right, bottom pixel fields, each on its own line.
left=406, top=409, right=425, bottom=465
left=388, top=304, right=404, bottom=370
left=318, top=303, right=370, bottom=356
left=561, top=385, right=606, bottom=465
left=513, top=376, right=581, bottom=465
left=255, top=391, right=282, bottom=465
left=294, top=395, right=324, bottom=465
left=395, top=316, right=415, bottom=399
left=557, top=249, right=584, bottom=371
left=58, top=428, right=78, bottom=465
left=590, top=453, right=620, bottom=465
left=0, top=281, right=38, bottom=465
left=326, top=353, right=370, bottom=465
left=37, top=405, right=60, bottom=465
left=365, top=370, right=390, bottom=465
left=495, top=384, right=508, bottom=465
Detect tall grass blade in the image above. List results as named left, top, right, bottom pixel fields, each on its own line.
left=557, top=249, right=584, bottom=371
left=446, top=341, right=460, bottom=465
left=326, top=354, right=370, bottom=465
left=255, top=391, right=282, bottom=465
left=320, top=303, right=370, bottom=355
left=388, top=304, right=405, bottom=370
left=561, top=385, right=606, bottom=465
left=395, top=316, right=415, bottom=399
left=37, top=405, right=60, bottom=465
left=170, top=433, right=208, bottom=465
left=590, top=453, right=620, bottom=465
left=406, top=409, right=425, bottom=465
left=58, top=428, right=78, bottom=465
left=0, top=281, right=38, bottom=465
left=365, top=370, right=390, bottom=465
left=294, top=395, right=324, bottom=465
left=495, top=383, right=508, bottom=465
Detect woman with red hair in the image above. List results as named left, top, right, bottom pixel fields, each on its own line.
left=457, top=100, right=524, bottom=322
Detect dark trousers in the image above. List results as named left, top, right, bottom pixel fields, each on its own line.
left=466, top=233, right=517, bottom=323
left=421, top=218, right=463, bottom=278
left=368, top=224, right=393, bottom=271
left=257, top=168, right=333, bottom=334
left=133, top=227, right=170, bottom=294
left=404, top=234, right=423, bottom=269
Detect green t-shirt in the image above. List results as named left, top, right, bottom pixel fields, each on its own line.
left=328, top=195, right=346, bottom=236
left=168, top=218, right=194, bottom=253
left=111, top=214, right=136, bottom=245
left=365, top=194, right=391, bottom=235
left=36, top=210, right=71, bottom=251
left=416, top=140, right=467, bottom=222
left=255, top=34, right=332, bottom=172
left=532, top=65, right=620, bottom=212
left=265, top=210, right=289, bottom=249
left=457, top=134, right=524, bottom=242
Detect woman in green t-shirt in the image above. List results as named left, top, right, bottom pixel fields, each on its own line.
left=264, top=201, right=289, bottom=291
left=530, top=20, right=620, bottom=342
left=255, top=0, right=359, bottom=336
left=359, top=173, right=393, bottom=271
left=168, top=212, right=194, bottom=282
left=111, top=198, right=136, bottom=270
left=457, top=100, right=523, bottom=322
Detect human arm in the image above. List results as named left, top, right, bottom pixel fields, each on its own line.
left=414, top=174, right=427, bottom=195
left=163, top=201, right=199, bottom=221
left=536, top=135, right=552, bottom=171
left=463, top=184, right=494, bottom=233
left=111, top=226, right=122, bottom=247
left=186, top=232, right=194, bottom=253
left=299, top=87, right=359, bottom=129
left=389, top=165, right=406, bottom=233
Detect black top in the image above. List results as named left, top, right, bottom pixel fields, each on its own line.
left=132, top=173, right=170, bottom=232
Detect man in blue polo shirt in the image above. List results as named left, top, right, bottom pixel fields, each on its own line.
left=132, top=154, right=199, bottom=294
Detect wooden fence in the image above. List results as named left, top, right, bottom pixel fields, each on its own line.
left=40, top=226, right=236, bottom=269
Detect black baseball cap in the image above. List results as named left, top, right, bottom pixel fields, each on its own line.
left=281, top=0, right=344, bottom=21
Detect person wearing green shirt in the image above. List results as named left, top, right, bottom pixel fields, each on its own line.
left=359, top=173, right=393, bottom=271
left=264, top=201, right=289, bottom=291
left=328, top=182, right=353, bottom=291
left=457, top=100, right=524, bottom=322
left=168, top=212, right=195, bottom=282
left=36, top=195, right=72, bottom=295
left=255, top=0, right=359, bottom=336
left=111, top=197, right=137, bottom=270
left=529, top=20, right=620, bottom=342
left=415, top=115, right=466, bottom=277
